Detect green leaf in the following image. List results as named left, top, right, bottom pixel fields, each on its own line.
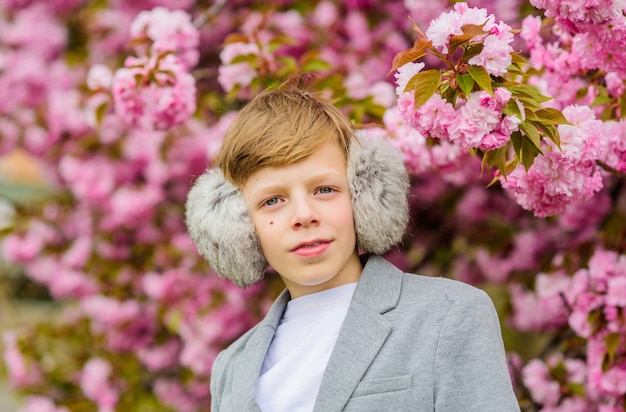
left=95, top=102, right=108, bottom=125
left=524, top=108, right=540, bottom=122
left=231, top=53, right=258, bottom=64
left=520, top=135, right=542, bottom=171
left=449, top=23, right=487, bottom=54
left=567, top=383, right=586, bottom=397
left=600, top=104, right=616, bottom=121
left=511, top=131, right=523, bottom=158
left=591, top=94, right=613, bottom=107
left=406, top=69, right=442, bottom=109
left=532, top=121, right=561, bottom=149
left=510, top=84, right=552, bottom=103
left=516, top=96, right=545, bottom=111
left=511, top=53, right=527, bottom=65
left=520, top=121, right=542, bottom=148
left=482, top=146, right=507, bottom=177
left=620, top=95, right=626, bottom=119
left=461, top=42, right=484, bottom=60
left=467, top=65, right=493, bottom=95
left=456, top=73, right=475, bottom=97
left=588, top=309, right=604, bottom=335
left=302, top=59, right=331, bottom=72
left=606, top=332, right=621, bottom=364
left=536, top=108, right=570, bottom=125
left=503, top=98, right=522, bottom=118
left=391, top=37, right=432, bottom=72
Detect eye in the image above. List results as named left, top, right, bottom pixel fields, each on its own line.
left=263, top=197, right=280, bottom=207
left=317, top=187, right=334, bottom=195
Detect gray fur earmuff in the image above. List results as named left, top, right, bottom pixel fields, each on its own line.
left=184, top=136, right=410, bottom=287
left=348, top=136, right=410, bottom=255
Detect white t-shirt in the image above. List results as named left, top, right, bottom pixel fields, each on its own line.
left=255, top=282, right=357, bottom=412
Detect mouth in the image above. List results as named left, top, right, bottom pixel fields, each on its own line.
left=290, top=239, right=331, bottom=252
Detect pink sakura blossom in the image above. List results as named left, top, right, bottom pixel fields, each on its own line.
left=398, top=93, right=456, bottom=141
left=1, top=220, right=58, bottom=264
left=58, top=156, right=117, bottom=204
left=311, top=1, right=339, bottom=28
left=522, top=359, right=561, bottom=406
left=137, top=339, right=181, bottom=371
left=27, top=257, right=98, bottom=299
left=381, top=108, right=432, bottom=175
left=501, top=105, right=605, bottom=217
left=0, top=50, right=50, bottom=112
left=509, top=272, right=571, bottom=331
left=17, top=396, right=69, bottom=412
left=0, top=4, right=67, bottom=60
left=600, top=367, right=626, bottom=396
left=81, top=295, right=141, bottom=326
left=2, top=331, right=43, bottom=388
left=558, top=190, right=611, bottom=234
left=404, top=0, right=449, bottom=26
left=448, top=91, right=501, bottom=148
left=79, top=358, right=119, bottom=411
left=153, top=378, right=206, bottom=412
left=522, top=355, right=590, bottom=409
left=112, top=54, right=196, bottom=131
left=425, top=9, right=464, bottom=54
left=217, top=42, right=260, bottom=93
left=604, top=72, right=625, bottom=98
left=531, top=0, right=626, bottom=77
left=601, top=120, right=626, bottom=174
left=130, top=7, right=199, bottom=70
left=61, top=236, right=93, bottom=268
left=86, top=64, right=114, bottom=91
left=100, top=185, right=164, bottom=230
left=532, top=0, right=621, bottom=25
left=345, top=10, right=373, bottom=53
left=390, top=128, right=432, bottom=175
left=467, top=22, right=514, bottom=76
left=520, top=15, right=543, bottom=49
left=81, top=296, right=156, bottom=351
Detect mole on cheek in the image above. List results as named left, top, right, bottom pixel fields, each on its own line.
left=270, top=221, right=274, bottom=225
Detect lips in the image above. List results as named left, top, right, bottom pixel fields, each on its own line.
left=290, top=239, right=331, bottom=257
left=291, top=239, right=330, bottom=251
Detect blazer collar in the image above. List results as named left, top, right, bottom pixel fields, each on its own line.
left=230, top=255, right=403, bottom=411
left=231, top=289, right=290, bottom=412
left=313, top=255, right=403, bottom=411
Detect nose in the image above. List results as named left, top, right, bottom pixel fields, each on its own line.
left=291, top=196, right=320, bottom=229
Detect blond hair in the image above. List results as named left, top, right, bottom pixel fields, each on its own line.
left=215, top=88, right=355, bottom=186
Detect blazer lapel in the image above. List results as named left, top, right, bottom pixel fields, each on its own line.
left=230, top=289, right=290, bottom=411
left=313, top=256, right=403, bottom=411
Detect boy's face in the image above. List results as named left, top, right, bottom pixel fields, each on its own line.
left=242, top=141, right=362, bottom=299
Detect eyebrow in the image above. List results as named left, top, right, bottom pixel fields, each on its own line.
left=248, top=172, right=346, bottom=197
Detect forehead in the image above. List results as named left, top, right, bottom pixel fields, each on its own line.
left=242, top=141, right=348, bottom=193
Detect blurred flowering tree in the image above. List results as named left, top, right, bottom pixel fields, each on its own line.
left=0, top=0, right=625, bottom=411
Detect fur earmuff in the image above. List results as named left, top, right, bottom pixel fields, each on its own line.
left=185, top=169, right=266, bottom=287
left=185, top=137, right=410, bottom=287
left=348, top=136, right=410, bottom=254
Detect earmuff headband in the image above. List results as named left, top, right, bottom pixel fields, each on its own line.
left=185, top=136, right=409, bottom=287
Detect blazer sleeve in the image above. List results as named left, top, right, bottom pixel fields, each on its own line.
left=433, top=289, right=520, bottom=412
left=210, top=350, right=226, bottom=412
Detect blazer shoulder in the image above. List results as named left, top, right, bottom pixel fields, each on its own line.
left=400, top=272, right=495, bottom=310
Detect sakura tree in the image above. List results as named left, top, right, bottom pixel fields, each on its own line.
left=0, top=0, right=624, bottom=411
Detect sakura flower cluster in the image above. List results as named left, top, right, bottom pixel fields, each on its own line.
left=530, top=0, right=626, bottom=77
left=111, top=8, right=198, bottom=130
left=396, top=62, right=521, bottom=152
left=426, top=2, right=514, bottom=76
left=500, top=105, right=605, bottom=218
left=510, top=249, right=626, bottom=409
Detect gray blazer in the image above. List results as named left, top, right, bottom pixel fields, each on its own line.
left=210, top=255, right=521, bottom=411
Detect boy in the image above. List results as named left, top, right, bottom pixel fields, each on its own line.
left=185, top=88, right=520, bottom=411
